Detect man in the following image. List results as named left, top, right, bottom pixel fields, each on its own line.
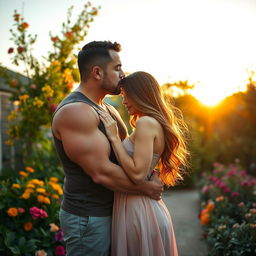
left=51, top=41, right=163, bottom=256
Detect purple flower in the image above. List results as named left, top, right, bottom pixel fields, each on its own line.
left=55, top=229, right=64, bottom=241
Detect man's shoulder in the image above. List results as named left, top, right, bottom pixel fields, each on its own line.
left=53, top=102, right=99, bottom=129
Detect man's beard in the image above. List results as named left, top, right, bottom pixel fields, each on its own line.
left=102, top=80, right=121, bottom=95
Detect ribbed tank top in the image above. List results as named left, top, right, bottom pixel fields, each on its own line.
left=52, top=91, right=126, bottom=217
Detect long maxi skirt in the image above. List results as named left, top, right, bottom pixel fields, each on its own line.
left=111, top=192, right=179, bottom=256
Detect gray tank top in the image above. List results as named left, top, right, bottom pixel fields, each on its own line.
left=52, top=91, right=127, bottom=217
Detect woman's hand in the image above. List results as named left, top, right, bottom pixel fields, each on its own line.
left=99, top=111, right=119, bottom=141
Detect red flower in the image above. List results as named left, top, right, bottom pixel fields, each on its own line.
left=8, top=48, right=14, bottom=54
left=65, top=31, right=73, bottom=38
left=22, top=22, right=29, bottom=29
left=17, top=47, right=23, bottom=53
left=50, top=104, right=58, bottom=113
left=55, top=245, right=65, bottom=256
left=10, top=79, right=18, bottom=87
left=51, top=36, right=59, bottom=42
left=14, top=14, right=20, bottom=21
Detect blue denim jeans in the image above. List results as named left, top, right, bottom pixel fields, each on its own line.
left=59, top=208, right=111, bottom=256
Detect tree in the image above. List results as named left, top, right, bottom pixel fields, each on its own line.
left=1, top=2, right=99, bottom=166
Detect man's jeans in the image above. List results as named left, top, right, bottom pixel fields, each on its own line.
left=59, top=208, right=112, bottom=256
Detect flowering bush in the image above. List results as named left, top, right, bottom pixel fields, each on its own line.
left=199, top=162, right=256, bottom=255
left=0, top=166, right=65, bottom=255
left=1, top=2, right=99, bottom=165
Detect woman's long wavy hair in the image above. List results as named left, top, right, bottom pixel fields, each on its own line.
left=120, top=71, right=189, bottom=186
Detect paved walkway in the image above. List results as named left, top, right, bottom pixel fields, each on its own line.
left=162, top=189, right=208, bottom=256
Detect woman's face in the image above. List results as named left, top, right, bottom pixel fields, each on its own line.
left=121, top=89, right=140, bottom=116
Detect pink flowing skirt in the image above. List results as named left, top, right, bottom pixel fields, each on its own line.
left=111, top=192, right=179, bottom=256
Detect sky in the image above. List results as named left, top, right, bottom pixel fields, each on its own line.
left=1, top=0, right=256, bottom=105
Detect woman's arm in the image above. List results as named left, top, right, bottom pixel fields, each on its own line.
left=100, top=112, right=156, bottom=184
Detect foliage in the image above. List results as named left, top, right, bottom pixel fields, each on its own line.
left=1, top=2, right=99, bottom=165
left=198, top=163, right=256, bottom=255
left=0, top=167, right=65, bottom=255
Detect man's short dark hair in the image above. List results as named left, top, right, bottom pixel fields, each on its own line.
left=78, top=41, right=121, bottom=82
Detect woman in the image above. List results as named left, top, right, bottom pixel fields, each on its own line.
left=99, top=71, right=189, bottom=256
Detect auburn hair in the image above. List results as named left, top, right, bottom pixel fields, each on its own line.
left=120, top=71, right=189, bottom=186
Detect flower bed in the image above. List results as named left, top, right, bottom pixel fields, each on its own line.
left=0, top=167, right=65, bottom=256
left=199, top=163, right=256, bottom=255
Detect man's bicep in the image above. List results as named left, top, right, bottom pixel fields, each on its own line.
left=61, top=127, right=111, bottom=176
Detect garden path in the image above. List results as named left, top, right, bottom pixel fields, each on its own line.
left=162, top=189, right=208, bottom=256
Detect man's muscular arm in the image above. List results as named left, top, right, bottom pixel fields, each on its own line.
left=52, top=103, right=163, bottom=199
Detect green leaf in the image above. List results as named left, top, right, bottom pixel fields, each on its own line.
left=9, top=245, right=20, bottom=254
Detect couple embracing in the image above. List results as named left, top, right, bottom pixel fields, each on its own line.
left=51, top=41, right=189, bottom=256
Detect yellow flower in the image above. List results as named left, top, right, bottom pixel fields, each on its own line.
left=23, top=222, right=33, bottom=231
left=25, top=166, right=35, bottom=173
left=36, top=188, right=46, bottom=193
left=50, top=177, right=59, bottom=183
left=26, top=183, right=35, bottom=188
left=44, top=197, right=51, bottom=204
left=33, top=97, right=44, bottom=108
left=37, top=195, right=45, bottom=203
left=19, top=171, right=28, bottom=177
left=38, top=181, right=44, bottom=187
left=25, top=188, right=34, bottom=194
left=49, top=182, right=63, bottom=195
left=12, top=184, right=21, bottom=189
left=30, top=179, right=44, bottom=186
left=7, top=208, right=18, bottom=217
left=42, top=84, right=54, bottom=98
left=5, top=140, right=14, bottom=146
left=19, top=94, right=29, bottom=102
left=7, top=110, right=17, bottom=121
left=20, top=192, right=31, bottom=199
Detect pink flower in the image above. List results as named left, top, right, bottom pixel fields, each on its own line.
left=18, top=208, right=25, bottom=213
left=241, top=180, right=250, bottom=186
left=240, top=170, right=247, bottom=177
left=55, top=245, right=65, bottom=256
left=238, top=202, right=245, bottom=207
left=231, top=192, right=240, bottom=197
left=30, top=84, right=37, bottom=89
left=35, top=250, right=48, bottom=256
left=30, top=207, right=48, bottom=220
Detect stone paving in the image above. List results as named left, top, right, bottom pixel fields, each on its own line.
left=162, top=189, right=208, bottom=256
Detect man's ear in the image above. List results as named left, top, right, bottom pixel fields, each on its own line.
left=92, top=66, right=103, bottom=80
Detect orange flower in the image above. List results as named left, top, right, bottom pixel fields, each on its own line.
left=216, top=196, right=224, bottom=202
left=19, top=171, right=28, bottom=177
left=36, top=188, right=46, bottom=194
left=50, top=177, right=59, bottom=183
left=52, top=194, right=59, bottom=200
left=25, top=166, right=35, bottom=173
left=206, top=202, right=215, bottom=212
left=23, top=222, right=33, bottom=231
left=37, top=195, right=45, bottom=203
left=201, top=213, right=209, bottom=225
left=43, top=197, right=51, bottom=204
left=20, top=192, right=31, bottom=199
left=49, top=223, right=59, bottom=232
left=7, top=208, right=18, bottom=217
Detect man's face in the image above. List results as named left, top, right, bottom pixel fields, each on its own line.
left=102, top=50, right=124, bottom=95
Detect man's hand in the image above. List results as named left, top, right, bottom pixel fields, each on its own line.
left=141, top=173, right=164, bottom=200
